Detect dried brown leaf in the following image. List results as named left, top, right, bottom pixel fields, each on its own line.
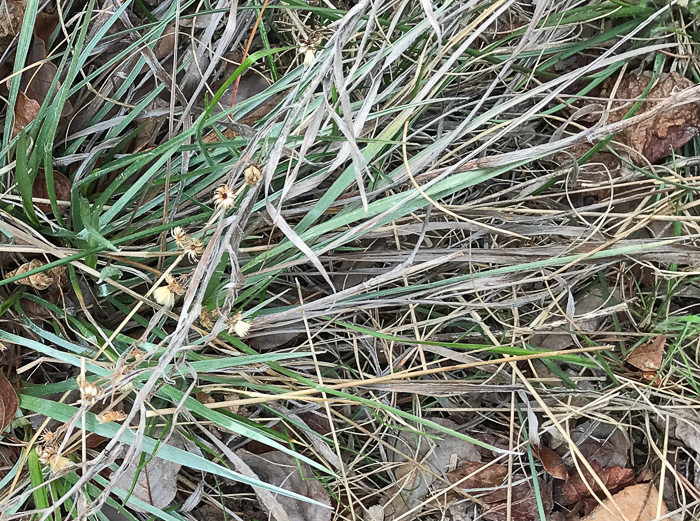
left=154, top=22, right=176, bottom=60
left=33, top=169, right=71, bottom=213
left=563, top=461, right=635, bottom=505
left=12, top=91, right=40, bottom=137
left=601, top=72, right=700, bottom=163
left=580, top=483, right=666, bottom=521
left=535, top=446, right=567, bottom=480
left=626, top=336, right=665, bottom=372
left=236, top=449, right=332, bottom=521
left=385, top=419, right=481, bottom=520
left=0, top=371, right=18, bottom=433
left=33, top=11, right=57, bottom=45
left=113, top=433, right=187, bottom=511
left=482, top=474, right=552, bottom=521
left=5, top=259, right=66, bottom=290
left=0, top=0, right=25, bottom=41
left=447, top=460, right=508, bottom=503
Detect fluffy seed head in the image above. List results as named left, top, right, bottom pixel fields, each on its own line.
left=303, top=48, right=315, bottom=67
left=153, top=274, right=186, bottom=307
left=153, top=285, right=175, bottom=307
left=49, top=455, right=71, bottom=472
left=227, top=312, right=251, bottom=338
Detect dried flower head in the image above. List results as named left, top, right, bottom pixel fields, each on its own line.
left=36, top=445, right=71, bottom=472
left=213, top=184, right=236, bottom=210
left=227, top=312, right=251, bottom=338
left=153, top=274, right=187, bottom=307
left=185, top=238, right=204, bottom=262
left=199, top=309, right=220, bottom=329
left=96, top=410, right=128, bottom=423
left=77, top=375, right=104, bottom=406
left=36, top=444, right=57, bottom=466
left=244, top=165, right=262, bottom=187
left=39, top=430, right=56, bottom=445
left=171, top=227, right=189, bottom=249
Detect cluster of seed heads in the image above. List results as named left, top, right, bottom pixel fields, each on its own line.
left=4, top=259, right=66, bottom=290
left=199, top=309, right=252, bottom=338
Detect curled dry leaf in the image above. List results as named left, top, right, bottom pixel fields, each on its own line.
left=33, top=169, right=72, bottom=213
left=571, top=422, right=630, bottom=469
left=563, top=460, right=635, bottom=505
left=535, top=445, right=567, bottom=480
left=385, top=418, right=480, bottom=520
left=0, top=371, right=18, bottom=433
left=626, top=335, right=666, bottom=372
left=10, top=10, right=71, bottom=137
left=581, top=483, right=666, bottom=521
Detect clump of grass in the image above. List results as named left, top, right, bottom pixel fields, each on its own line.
left=1, top=0, right=700, bottom=520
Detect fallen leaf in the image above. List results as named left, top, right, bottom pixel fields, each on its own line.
left=674, top=418, right=700, bottom=454
left=0, top=371, right=18, bottom=433
left=12, top=91, right=40, bottom=137
left=0, top=0, right=25, bottom=41
left=571, top=422, right=630, bottom=469
left=535, top=445, right=567, bottom=480
left=447, top=460, right=508, bottom=503
left=236, top=449, right=332, bottom=521
left=11, top=15, right=71, bottom=136
left=33, top=11, right=57, bottom=44
left=32, top=169, right=71, bottom=213
left=482, top=474, right=553, bottom=521
left=154, top=22, right=176, bottom=60
left=531, top=287, right=615, bottom=350
left=626, top=336, right=666, bottom=372
left=601, top=72, right=700, bottom=163
left=563, top=460, right=635, bottom=505
left=581, top=483, right=666, bottom=521
left=385, top=418, right=481, bottom=520
left=113, top=433, right=186, bottom=510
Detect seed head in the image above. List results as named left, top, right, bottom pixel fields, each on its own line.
left=36, top=444, right=57, bottom=466
left=49, top=454, right=71, bottom=472
left=185, top=238, right=204, bottom=262
left=97, top=410, right=128, bottom=423
left=213, top=184, right=236, bottom=210
left=199, top=309, right=220, bottom=329
left=244, top=165, right=262, bottom=187
left=227, top=312, right=251, bottom=338
left=39, top=430, right=56, bottom=445
left=77, top=375, right=104, bottom=406
left=303, top=48, right=315, bottom=67
left=153, top=274, right=187, bottom=307
left=171, top=227, right=189, bottom=249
